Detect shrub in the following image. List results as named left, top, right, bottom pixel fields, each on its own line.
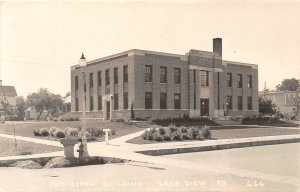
left=49, top=126, right=59, bottom=137
left=153, top=132, right=164, bottom=142
left=201, top=125, right=211, bottom=139
left=158, top=127, right=166, bottom=135
left=169, top=123, right=178, bottom=133
left=33, top=130, right=41, bottom=136
left=111, top=129, right=116, bottom=136
left=188, top=126, right=200, bottom=139
left=163, top=135, right=171, bottom=141
left=179, top=126, right=188, bottom=133
left=64, top=127, right=79, bottom=137
left=54, top=129, right=65, bottom=138
left=38, top=128, right=49, bottom=137
left=146, top=131, right=154, bottom=141
left=171, top=130, right=182, bottom=141
left=142, top=130, right=148, bottom=140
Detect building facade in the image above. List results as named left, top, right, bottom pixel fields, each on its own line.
left=71, top=38, right=258, bottom=120
left=259, top=90, right=300, bottom=116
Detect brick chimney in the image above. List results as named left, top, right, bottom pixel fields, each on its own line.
left=213, top=38, right=222, bottom=57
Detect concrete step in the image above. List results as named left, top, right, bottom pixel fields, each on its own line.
left=214, top=119, right=241, bottom=126
left=135, top=121, right=150, bottom=128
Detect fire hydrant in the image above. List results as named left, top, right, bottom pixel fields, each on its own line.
left=77, top=142, right=84, bottom=160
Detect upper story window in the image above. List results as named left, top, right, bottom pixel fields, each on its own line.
left=237, top=74, right=243, bottom=88
left=89, top=73, right=93, bottom=88
left=114, top=67, right=118, bottom=84
left=75, top=76, right=79, bottom=90
left=97, top=71, right=102, bottom=86
left=123, top=65, right=128, bottom=83
left=247, top=75, right=252, bottom=88
left=145, top=65, right=152, bottom=82
left=200, top=71, right=209, bottom=86
left=160, top=67, right=167, bottom=83
left=174, top=68, right=181, bottom=84
left=227, top=73, right=232, bottom=87
left=105, top=69, right=110, bottom=86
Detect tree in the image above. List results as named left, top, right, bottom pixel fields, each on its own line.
left=26, top=88, right=67, bottom=120
left=276, top=78, right=300, bottom=91
left=258, top=97, right=277, bottom=115
left=15, top=96, right=26, bottom=120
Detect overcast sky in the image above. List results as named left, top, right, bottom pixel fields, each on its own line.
left=0, top=0, right=299, bottom=97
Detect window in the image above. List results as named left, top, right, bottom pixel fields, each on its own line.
left=114, top=67, right=118, bottom=84
left=160, top=67, right=167, bottom=83
left=247, top=75, right=252, bottom=88
left=123, top=65, right=128, bottom=83
left=145, top=92, right=152, bottom=109
left=174, top=93, right=181, bottom=109
left=75, top=98, right=79, bottom=111
left=174, top=68, right=181, bottom=84
left=227, top=73, right=232, bottom=87
left=105, top=69, right=110, bottom=85
left=114, top=94, right=118, bottom=110
left=248, top=96, right=252, bottom=110
left=89, top=73, right=93, bottom=88
left=84, top=83, right=86, bottom=93
left=75, top=76, right=79, bottom=90
left=237, top=74, right=243, bottom=88
left=238, top=96, right=243, bottom=110
left=90, top=96, right=94, bottom=111
left=97, top=71, right=102, bottom=86
left=160, top=93, right=167, bottom=109
left=123, top=92, right=128, bottom=109
left=200, top=71, right=209, bottom=86
left=226, top=96, right=232, bottom=110
left=145, top=65, right=152, bottom=82
left=98, top=95, right=102, bottom=110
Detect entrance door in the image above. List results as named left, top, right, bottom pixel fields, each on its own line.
left=200, top=98, right=209, bottom=116
left=106, top=101, right=110, bottom=120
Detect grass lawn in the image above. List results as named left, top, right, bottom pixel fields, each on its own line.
left=0, top=136, right=62, bottom=157
left=127, top=127, right=300, bottom=144
left=0, top=121, right=143, bottom=142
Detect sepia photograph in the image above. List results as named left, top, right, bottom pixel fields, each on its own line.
left=0, top=0, right=299, bottom=191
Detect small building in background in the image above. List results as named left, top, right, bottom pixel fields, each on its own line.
left=259, top=90, right=300, bottom=116
left=0, top=80, right=18, bottom=108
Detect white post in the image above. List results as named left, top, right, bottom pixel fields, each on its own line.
left=103, top=129, right=111, bottom=145
left=82, top=72, right=89, bottom=157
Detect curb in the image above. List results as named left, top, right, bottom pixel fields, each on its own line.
left=137, top=137, right=300, bottom=156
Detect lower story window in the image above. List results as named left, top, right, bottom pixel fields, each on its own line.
left=247, top=96, right=252, bottom=110
left=98, top=95, right=102, bottom=110
left=238, top=96, right=243, bottom=110
left=114, top=94, right=118, bottom=110
left=145, top=92, right=152, bottom=109
left=174, top=93, right=181, bottom=109
left=75, top=98, right=79, bottom=111
left=123, top=92, right=128, bottom=109
left=90, top=96, right=94, bottom=111
left=227, top=96, right=232, bottom=110
left=160, top=93, right=167, bottom=109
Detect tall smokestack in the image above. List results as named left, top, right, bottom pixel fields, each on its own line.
left=213, top=38, right=222, bottom=57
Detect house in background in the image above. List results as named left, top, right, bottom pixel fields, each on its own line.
left=24, top=107, right=48, bottom=121
left=0, top=80, right=18, bottom=109
left=259, top=90, right=300, bottom=116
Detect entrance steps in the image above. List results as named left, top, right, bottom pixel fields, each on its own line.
left=133, top=121, right=151, bottom=128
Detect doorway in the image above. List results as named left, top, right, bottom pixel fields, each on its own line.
left=200, top=98, right=209, bottom=116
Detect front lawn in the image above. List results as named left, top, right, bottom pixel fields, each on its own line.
left=0, top=136, right=62, bottom=157
left=0, top=121, right=142, bottom=142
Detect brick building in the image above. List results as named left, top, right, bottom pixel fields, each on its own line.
left=71, top=38, right=258, bottom=120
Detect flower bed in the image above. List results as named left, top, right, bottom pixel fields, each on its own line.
left=142, top=124, right=212, bottom=142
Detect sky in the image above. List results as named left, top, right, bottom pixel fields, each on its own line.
left=0, top=0, right=300, bottom=97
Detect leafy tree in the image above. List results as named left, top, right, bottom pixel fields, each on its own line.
left=258, top=97, right=277, bottom=115
left=276, top=78, right=300, bottom=91
left=15, top=96, right=26, bottom=120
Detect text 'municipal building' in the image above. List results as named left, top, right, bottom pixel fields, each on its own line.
left=71, top=38, right=258, bottom=120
